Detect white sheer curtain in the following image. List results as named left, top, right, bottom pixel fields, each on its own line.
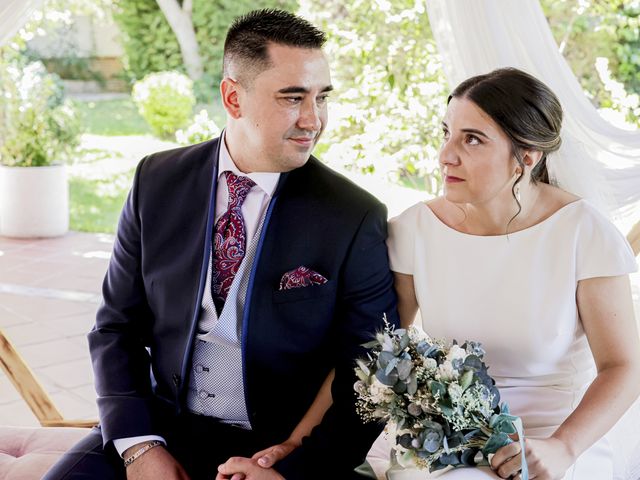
left=0, top=0, right=44, bottom=46
left=426, top=0, right=640, bottom=232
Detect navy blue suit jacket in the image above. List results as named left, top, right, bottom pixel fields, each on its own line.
left=89, top=137, right=399, bottom=478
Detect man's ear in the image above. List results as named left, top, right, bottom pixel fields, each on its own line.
left=522, top=149, right=543, bottom=168
left=220, top=77, right=242, bottom=119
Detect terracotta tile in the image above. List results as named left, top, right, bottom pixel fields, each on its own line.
left=38, top=358, right=95, bottom=390
left=2, top=322, right=63, bottom=348
left=19, top=338, right=89, bottom=369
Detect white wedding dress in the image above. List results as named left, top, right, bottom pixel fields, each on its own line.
left=369, top=199, right=637, bottom=480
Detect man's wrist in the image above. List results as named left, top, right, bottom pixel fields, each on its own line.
left=123, top=440, right=163, bottom=467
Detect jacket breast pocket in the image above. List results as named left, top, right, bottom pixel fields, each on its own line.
left=272, top=280, right=335, bottom=304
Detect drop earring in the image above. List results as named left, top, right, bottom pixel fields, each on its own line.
left=514, top=182, right=521, bottom=203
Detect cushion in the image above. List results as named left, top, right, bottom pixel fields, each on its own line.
left=0, top=426, right=89, bottom=480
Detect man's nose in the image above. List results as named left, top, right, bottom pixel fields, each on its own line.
left=297, top=99, right=322, bottom=131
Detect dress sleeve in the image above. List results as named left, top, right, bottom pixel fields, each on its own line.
left=387, top=205, right=417, bottom=275
left=576, top=204, right=638, bottom=281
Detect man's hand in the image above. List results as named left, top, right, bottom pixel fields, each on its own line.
left=125, top=444, right=190, bottom=480
left=216, top=457, right=285, bottom=480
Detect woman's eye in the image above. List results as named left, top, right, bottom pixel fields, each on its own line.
left=466, top=134, right=481, bottom=145
left=442, top=129, right=450, bottom=139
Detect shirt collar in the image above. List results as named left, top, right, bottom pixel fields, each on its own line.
left=218, top=131, right=280, bottom=198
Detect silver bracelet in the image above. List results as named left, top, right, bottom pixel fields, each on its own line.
left=123, top=440, right=163, bottom=468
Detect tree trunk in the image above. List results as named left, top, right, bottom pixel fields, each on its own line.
left=156, top=0, right=204, bottom=81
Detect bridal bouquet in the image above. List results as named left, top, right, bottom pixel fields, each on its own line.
left=354, top=319, right=528, bottom=477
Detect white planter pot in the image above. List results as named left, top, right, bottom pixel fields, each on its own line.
left=0, top=165, right=69, bottom=238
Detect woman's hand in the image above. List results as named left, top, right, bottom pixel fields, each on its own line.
left=251, top=440, right=298, bottom=468
left=491, top=437, right=575, bottom=480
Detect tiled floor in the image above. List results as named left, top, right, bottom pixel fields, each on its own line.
left=1, top=230, right=639, bottom=428
left=0, top=232, right=113, bottom=426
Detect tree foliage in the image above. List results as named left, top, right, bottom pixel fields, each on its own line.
left=113, top=0, right=297, bottom=100
left=541, top=0, right=639, bottom=125
left=302, top=0, right=639, bottom=193
left=302, top=0, right=448, bottom=194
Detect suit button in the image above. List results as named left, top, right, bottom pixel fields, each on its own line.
left=172, top=374, right=181, bottom=386
left=198, top=389, right=215, bottom=399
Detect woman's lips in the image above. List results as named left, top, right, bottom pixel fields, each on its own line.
left=445, top=175, right=464, bottom=183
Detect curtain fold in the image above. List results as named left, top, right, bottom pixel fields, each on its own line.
left=0, top=0, right=44, bottom=46
left=426, top=0, right=640, bottom=230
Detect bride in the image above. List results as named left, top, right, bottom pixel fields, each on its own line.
left=380, top=67, right=639, bottom=479
left=227, top=67, right=639, bottom=480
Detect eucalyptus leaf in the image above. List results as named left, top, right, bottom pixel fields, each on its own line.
left=460, top=369, right=474, bottom=390
left=396, top=359, right=413, bottom=380
left=407, top=372, right=418, bottom=396
left=375, top=368, right=398, bottom=386
left=429, top=381, right=446, bottom=397
left=461, top=448, right=479, bottom=466
left=377, top=351, right=396, bottom=370
left=393, top=380, right=407, bottom=394
left=439, top=452, right=461, bottom=465
left=385, top=356, right=400, bottom=376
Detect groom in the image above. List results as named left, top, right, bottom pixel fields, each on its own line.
left=45, top=8, right=397, bottom=480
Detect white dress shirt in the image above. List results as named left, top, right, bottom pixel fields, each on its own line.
left=114, top=134, right=280, bottom=457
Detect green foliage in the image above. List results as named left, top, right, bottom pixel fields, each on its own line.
left=132, top=71, right=196, bottom=138
left=541, top=0, right=640, bottom=126
left=0, top=59, right=81, bottom=167
left=303, top=0, right=448, bottom=194
left=113, top=0, right=298, bottom=101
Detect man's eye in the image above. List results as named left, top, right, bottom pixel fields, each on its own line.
left=285, top=96, right=303, bottom=104
left=317, top=95, right=330, bottom=105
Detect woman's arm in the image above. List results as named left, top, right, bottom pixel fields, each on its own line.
left=394, top=272, right=419, bottom=328
left=493, top=274, right=640, bottom=479
left=253, top=370, right=335, bottom=467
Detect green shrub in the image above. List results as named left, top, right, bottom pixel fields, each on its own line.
left=132, top=71, right=196, bottom=138
left=0, top=60, right=81, bottom=167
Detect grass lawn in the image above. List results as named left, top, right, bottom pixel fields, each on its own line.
left=69, top=171, right=132, bottom=234
left=72, top=97, right=151, bottom=136
left=69, top=95, right=225, bottom=233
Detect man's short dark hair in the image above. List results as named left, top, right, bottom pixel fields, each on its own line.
left=223, top=9, right=326, bottom=85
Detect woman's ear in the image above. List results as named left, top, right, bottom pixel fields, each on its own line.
left=220, top=77, right=242, bottom=119
left=522, top=149, right=543, bottom=168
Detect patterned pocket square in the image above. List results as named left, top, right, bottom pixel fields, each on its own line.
left=279, top=266, right=328, bottom=290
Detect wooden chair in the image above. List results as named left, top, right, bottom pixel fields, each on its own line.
left=0, top=328, right=97, bottom=428
left=0, top=329, right=96, bottom=480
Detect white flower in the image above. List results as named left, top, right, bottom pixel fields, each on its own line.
left=447, top=383, right=463, bottom=403
left=437, top=360, right=458, bottom=381
left=423, top=357, right=437, bottom=372
left=446, top=344, right=467, bottom=363
left=369, top=378, right=394, bottom=404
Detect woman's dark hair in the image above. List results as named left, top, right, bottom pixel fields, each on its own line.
left=448, top=67, right=563, bottom=193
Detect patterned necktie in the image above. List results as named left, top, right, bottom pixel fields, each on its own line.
left=211, top=171, right=255, bottom=311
